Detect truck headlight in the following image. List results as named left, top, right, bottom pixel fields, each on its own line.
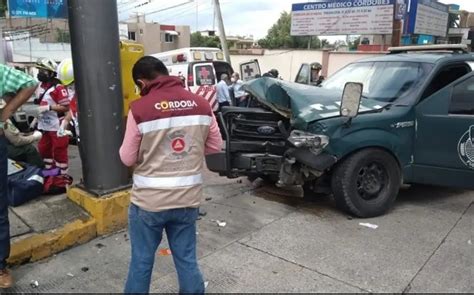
left=288, top=130, right=329, bottom=150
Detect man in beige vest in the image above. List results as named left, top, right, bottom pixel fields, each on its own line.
left=120, top=56, right=222, bottom=293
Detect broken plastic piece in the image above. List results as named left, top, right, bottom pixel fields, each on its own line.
left=67, top=273, right=74, bottom=278
left=30, top=280, right=39, bottom=288
left=359, top=222, right=378, bottom=229
left=95, top=243, right=106, bottom=249
left=158, top=248, right=172, bottom=256
left=216, top=220, right=226, bottom=227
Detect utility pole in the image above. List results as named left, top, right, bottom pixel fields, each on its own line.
left=391, top=19, right=402, bottom=47
left=195, top=0, right=199, bottom=32
left=68, top=0, right=129, bottom=194
left=213, top=0, right=231, bottom=63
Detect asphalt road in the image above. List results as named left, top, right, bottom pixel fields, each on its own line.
left=5, top=174, right=473, bottom=293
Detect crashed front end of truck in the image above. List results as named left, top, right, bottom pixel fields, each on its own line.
left=206, top=77, right=381, bottom=191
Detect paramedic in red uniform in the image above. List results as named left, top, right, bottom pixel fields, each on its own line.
left=35, top=58, right=70, bottom=174
left=120, top=56, right=222, bottom=294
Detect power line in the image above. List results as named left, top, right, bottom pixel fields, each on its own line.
left=156, top=1, right=217, bottom=26
left=121, top=0, right=194, bottom=22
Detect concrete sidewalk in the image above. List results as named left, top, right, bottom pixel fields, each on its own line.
left=7, top=145, right=250, bottom=266
left=6, top=180, right=473, bottom=293
left=8, top=146, right=96, bottom=265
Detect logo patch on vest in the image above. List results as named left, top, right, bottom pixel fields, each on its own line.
left=155, top=100, right=198, bottom=112
left=166, top=130, right=193, bottom=160
left=171, top=138, right=186, bottom=153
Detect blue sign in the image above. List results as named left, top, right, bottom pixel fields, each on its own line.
left=8, top=0, right=68, bottom=19
left=404, top=0, right=449, bottom=36
left=292, top=0, right=395, bottom=11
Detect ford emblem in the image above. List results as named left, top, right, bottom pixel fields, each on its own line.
left=257, top=126, right=276, bottom=135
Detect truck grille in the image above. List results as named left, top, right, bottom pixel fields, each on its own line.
left=229, top=112, right=288, bottom=141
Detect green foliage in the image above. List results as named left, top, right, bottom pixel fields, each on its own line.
left=56, top=28, right=70, bottom=43
left=191, top=32, right=221, bottom=48
left=0, top=0, right=7, bottom=18
left=258, top=11, right=321, bottom=49
left=348, top=37, right=360, bottom=50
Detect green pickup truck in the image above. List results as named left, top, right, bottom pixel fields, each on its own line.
left=206, top=45, right=474, bottom=218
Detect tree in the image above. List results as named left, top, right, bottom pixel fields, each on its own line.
left=56, top=28, right=71, bottom=43
left=190, top=32, right=221, bottom=48
left=0, top=0, right=7, bottom=17
left=348, top=37, right=360, bottom=51
left=258, top=11, right=321, bottom=49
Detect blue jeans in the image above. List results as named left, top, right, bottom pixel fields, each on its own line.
left=124, top=204, right=204, bottom=294
left=0, top=136, right=10, bottom=270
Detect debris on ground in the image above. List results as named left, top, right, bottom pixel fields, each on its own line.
left=196, top=231, right=199, bottom=235
left=81, top=267, right=89, bottom=272
left=359, top=222, right=378, bottom=229
left=199, top=210, right=207, bottom=217
left=251, top=178, right=265, bottom=188
left=211, top=220, right=226, bottom=227
left=67, top=273, right=75, bottom=278
left=30, top=280, right=39, bottom=288
left=95, top=243, right=106, bottom=249
left=158, top=249, right=172, bottom=256
left=237, top=179, right=243, bottom=183
left=205, top=197, right=212, bottom=201
left=204, top=281, right=209, bottom=289
left=468, top=240, right=472, bottom=245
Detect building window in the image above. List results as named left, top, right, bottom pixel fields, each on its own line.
left=165, top=33, right=174, bottom=43
left=128, top=31, right=136, bottom=41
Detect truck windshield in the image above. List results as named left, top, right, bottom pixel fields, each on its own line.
left=321, top=61, right=434, bottom=103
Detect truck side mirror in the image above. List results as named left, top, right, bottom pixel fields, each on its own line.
left=340, top=82, right=363, bottom=118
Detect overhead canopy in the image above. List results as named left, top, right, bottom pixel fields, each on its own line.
left=165, top=30, right=179, bottom=36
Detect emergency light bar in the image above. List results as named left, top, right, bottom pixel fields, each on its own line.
left=388, top=44, right=468, bottom=54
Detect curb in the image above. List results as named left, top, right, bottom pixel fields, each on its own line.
left=9, top=188, right=131, bottom=266
left=9, top=218, right=97, bottom=265
left=68, top=187, right=131, bottom=235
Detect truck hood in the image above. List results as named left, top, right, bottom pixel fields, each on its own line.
left=242, top=77, right=387, bottom=126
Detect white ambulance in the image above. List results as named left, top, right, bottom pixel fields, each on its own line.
left=151, top=47, right=260, bottom=111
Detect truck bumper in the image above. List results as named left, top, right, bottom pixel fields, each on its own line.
left=205, top=149, right=337, bottom=177
left=205, top=152, right=282, bottom=176
left=288, top=149, right=337, bottom=172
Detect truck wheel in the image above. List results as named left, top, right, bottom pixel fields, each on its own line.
left=331, top=148, right=401, bottom=218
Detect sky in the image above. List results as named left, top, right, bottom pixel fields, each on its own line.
left=118, top=0, right=474, bottom=40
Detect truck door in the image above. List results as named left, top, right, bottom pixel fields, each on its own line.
left=413, top=72, right=474, bottom=188
left=193, top=63, right=218, bottom=112
left=295, top=63, right=310, bottom=85
left=239, top=60, right=261, bottom=82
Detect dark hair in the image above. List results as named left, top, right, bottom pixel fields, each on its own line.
left=132, top=56, right=169, bottom=85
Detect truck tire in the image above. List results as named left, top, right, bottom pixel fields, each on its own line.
left=331, top=148, right=401, bottom=218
